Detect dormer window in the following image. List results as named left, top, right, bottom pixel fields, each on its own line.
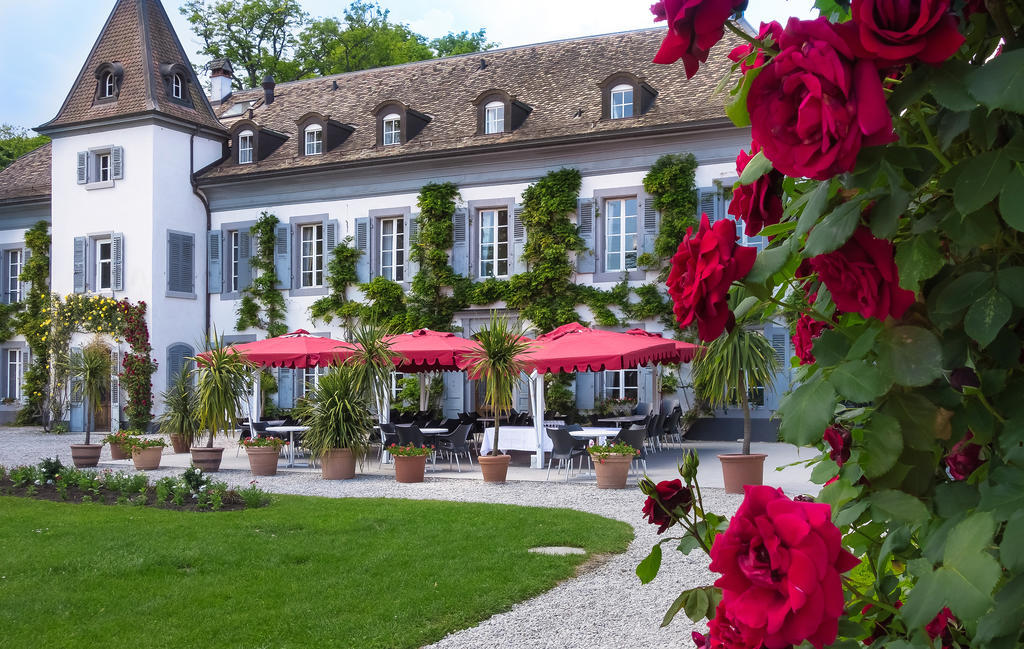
left=484, top=102, right=504, bottom=135
left=305, top=125, right=323, bottom=155
left=160, top=63, right=194, bottom=106
left=610, top=84, right=634, bottom=119
left=238, top=130, right=254, bottom=164
left=93, top=62, right=124, bottom=103
left=102, top=74, right=115, bottom=98
left=382, top=114, right=401, bottom=146
left=172, top=74, right=183, bottom=99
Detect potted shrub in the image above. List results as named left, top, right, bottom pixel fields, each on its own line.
left=692, top=324, right=778, bottom=493
left=191, top=336, right=254, bottom=472
left=157, top=366, right=200, bottom=454
left=65, top=338, right=112, bottom=468
left=102, top=431, right=139, bottom=460
left=588, top=441, right=639, bottom=489
left=129, top=438, right=167, bottom=471
left=241, top=435, right=285, bottom=476
left=387, top=443, right=432, bottom=483
left=459, top=313, right=531, bottom=483
left=296, top=363, right=373, bottom=480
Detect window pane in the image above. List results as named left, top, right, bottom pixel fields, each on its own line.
left=481, top=260, right=493, bottom=277
left=498, top=259, right=508, bottom=276
left=625, top=198, right=638, bottom=215
left=607, top=200, right=621, bottom=218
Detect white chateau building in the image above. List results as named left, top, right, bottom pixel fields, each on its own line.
left=0, top=0, right=790, bottom=435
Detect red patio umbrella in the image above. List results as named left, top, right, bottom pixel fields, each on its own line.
left=384, top=328, right=481, bottom=373
left=222, top=329, right=356, bottom=368
left=624, top=329, right=702, bottom=364
left=518, top=322, right=680, bottom=374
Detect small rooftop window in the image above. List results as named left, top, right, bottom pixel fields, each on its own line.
left=222, top=101, right=255, bottom=118
left=172, top=74, right=183, bottom=100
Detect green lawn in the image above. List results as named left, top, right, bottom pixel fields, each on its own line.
left=0, top=494, right=632, bottom=648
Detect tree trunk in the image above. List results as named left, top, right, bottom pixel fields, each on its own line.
left=738, top=371, right=751, bottom=456
left=492, top=418, right=500, bottom=456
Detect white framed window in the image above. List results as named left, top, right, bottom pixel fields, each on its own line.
left=479, top=208, right=509, bottom=278
left=610, top=84, right=634, bottom=119
left=7, top=250, right=22, bottom=304
left=383, top=113, right=401, bottom=146
left=604, top=369, right=639, bottom=401
left=96, top=238, right=113, bottom=290
left=391, top=372, right=406, bottom=400
left=484, top=101, right=504, bottom=134
left=238, top=130, right=253, bottom=164
left=102, top=73, right=115, bottom=98
left=98, top=154, right=111, bottom=182
left=300, top=366, right=328, bottom=398
left=304, top=125, right=323, bottom=155
left=172, top=74, right=183, bottom=99
left=230, top=231, right=241, bottom=292
left=300, top=224, right=324, bottom=288
left=6, top=349, right=22, bottom=401
left=605, top=197, right=638, bottom=272
left=379, top=217, right=405, bottom=282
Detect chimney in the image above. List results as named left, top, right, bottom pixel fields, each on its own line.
left=208, top=58, right=233, bottom=104
left=262, top=74, right=275, bottom=105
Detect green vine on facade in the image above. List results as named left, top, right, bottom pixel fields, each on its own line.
left=644, top=152, right=699, bottom=263
left=408, top=182, right=466, bottom=330
left=237, top=212, right=287, bottom=337
left=15, top=220, right=49, bottom=425
left=310, top=235, right=363, bottom=329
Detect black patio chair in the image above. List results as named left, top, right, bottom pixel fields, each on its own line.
left=436, top=423, right=474, bottom=472
left=546, top=427, right=587, bottom=482
left=633, top=401, right=652, bottom=417
left=396, top=423, right=436, bottom=470
left=615, top=424, right=649, bottom=475
left=378, top=423, right=401, bottom=466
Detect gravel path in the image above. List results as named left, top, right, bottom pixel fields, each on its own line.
left=0, top=428, right=746, bottom=649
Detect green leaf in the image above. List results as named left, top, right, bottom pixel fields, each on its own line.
left=954, top=149, right=1012, bottom=215
left=834, top=500, right=869, bottom=527
left=804, top=199, right=863, bottom=256
left=683, top=587, right=710, bottom=622
left=676, top=534, right=701, bottom=556
left=796, top=181, right=831, bottom=237
left=810, top=457, right=839, bottom=484
left=964, top=289, right=1013, bottom=348
left=869, top=187, right=910, bottom=239
left=980, top=465, right=1024, bottom=521
left=889, top=64, right=933, bottom=112
left=996, top=267, right=1024, bottom=306
left=1001, top=512, right=1024, bottom=571
left=976, top=574, right=1024, bottom=644
left=732, top=295, right=759, bottom=322
left=882, top=391, right=939, bottom=450
left=830, top=360, right=891, bottom=402
left=931, top=59, right=979, bottom=111
left=725, top=67, right=761, bottom=127
left=757, top=220, right=797, bottom=237
left=636, top=543, right=662, bottom=584
left=894, top=232, right=944, bottom=292
left=999, top=169, right=1024, bottom=231
left=877, top=525, right=912, bottom=575
left=745, top=241, right=792, bottom=284
left=661, top=590, right=689, bottom=628
left=818, top=478, right=861, bottom=510
left=860, top=412, right=902, bottom=479
left=869, top=489, right=930, bottom=526
left=812, top=329, right=851, bottom=367
left=845, top=324, right=882, bottom=361
left=877, top=326, right=944, bottom=387
left=738, top=150, right=773, bottom=185
left=967, top=48, right=1024, bottom=114
left=934, top=271, right=994, bottom=314
left=778, top=376, right=838, bottom=445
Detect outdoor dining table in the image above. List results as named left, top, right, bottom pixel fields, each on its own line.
left=568, top=427, right=625, bottom=476
left=266, top=425, right=310, bottom=467
left=596, top=414, right=648, bottom=425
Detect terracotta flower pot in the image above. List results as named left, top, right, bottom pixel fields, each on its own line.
left=169, top=434, right=190, bottom=454
left=321, top=448, right=356, bottom=480
left=393, top=454, right=427, bottom=483
left=718, top=453, right=767, bottom=494
left=132, top=446, right=163, bottom=471
left=592, top=453, right=633, bottom=489
left=190, top=447, right=225, bottom=472
left=478, top=454, right=511, bottom=483
left=246, top=446, right=280, bottom=476
left=109, top=443, right=129, bottom=460
left=70, top=444, right=102, bottom=468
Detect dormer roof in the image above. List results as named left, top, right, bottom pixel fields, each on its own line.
left=37, top=0, right=224, bottom=134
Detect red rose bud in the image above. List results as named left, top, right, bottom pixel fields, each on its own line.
left=748, top=17, right=896, bottom=180
left=851, top=0, right=964, bottom=66
left=809, top=227, right=915, bottom=322
left=925, top=606, right=956, bottom=646
left=651, top=0, right=749, bottom=78
left=691, top=630, right=709, bottom=649
left=792, top=313, right=829, bottom=365
left=666, top=214, right=757, bottom=342
left=949, top=367, right=980, bottom=392
left=641, top=478, right=694, bottom=533
left=727, top=20, right=783, bottom=72
left=823, top=425, right=852, bottom=466
left=945, top=432, right=984, bottom=480
left=729, top=140, right=784, bottom=238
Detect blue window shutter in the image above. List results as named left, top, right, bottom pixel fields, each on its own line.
left=697, top=187, right=720, bottom=225
left=110, top=146, right=124, bottom=180
left=239, top=231, right=252, bottom=290
left=638, top=365, right=653, bottom=405
left=575, top=371, right=595, bottom=410
left=207, top=230, right=222, bottom=294
left=167, top=232, right=194, bottom=294
left=274, top=224, right=290, bottom=289
left=511, top=204, right=527, bottom=275
left=443, top=371, right=464, bottom=418
left=576, top=198, right=596, bottom=273
left=76, top=152, right=88, bottom=184
left=277, top=367, right=294, bottom=408
left=451, top=208, right=469, bottom=277
left=73, top=237, right=87, bottom=293
left=326, top=219, right=339, bottom=256
left=354, top=217, right=370, bottom=283
left=640, top=197, right=658, bottom=256
left=19, top=248, right=30, bottom=304
left=166, top=343, right=195, bottom=386
left=111, top=232, right=124, bottom=291
left=406, top=213, right=419, bottom=279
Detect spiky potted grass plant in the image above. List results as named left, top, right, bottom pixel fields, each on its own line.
left=190, top=334, right=255, bottom=472
left=157, top=366, right=200, bottom=454
left=66, top=337, right=112, bottom=468
left=295, top=363, right=374, bottom=480
left=459, top=313, right=531, bottom=483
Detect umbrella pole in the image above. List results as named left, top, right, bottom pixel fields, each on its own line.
left=249, top=368, right=262, bottom=422
left=419, top=373, right=429, bottom=411
left=531, top=371, right=545, bottom=469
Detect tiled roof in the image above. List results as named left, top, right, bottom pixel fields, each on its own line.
left=0, top=144, right=52, bottom=204
left=199, top=28, right=741, bottom=181
left=38, top=0, right=223, bottom=133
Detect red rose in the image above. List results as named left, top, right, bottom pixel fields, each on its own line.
left=692, top=631, right=710, bottom=649
left=667, top=214, right=757, bottom=341
left=709, top=485, right=859, bottom=649
left=651, top=0, right=748, bottom=78
left=728, top=21, right=783, bottom=72
left=926, top=607, right=956, bottom=648
left=823, top=425, right=852, bottom=466
left=945, top=432, right=984, bottom=480
left=792, top=314, right=829, bottom=365
left=808, top=227, right=915, bottom=322
left=706, top=601, right=766, bottom=649
left=748, top=18, right=896, bottom=181
left=729, top=141, right=784, bottom=238
left=642, top=478, right=694, bottom=533
left=851, top=0, right=964, bottom=65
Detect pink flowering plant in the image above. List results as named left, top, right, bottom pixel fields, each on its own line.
left=643, top=1, right=1024, bottom=647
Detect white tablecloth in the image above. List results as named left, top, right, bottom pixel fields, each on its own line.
left=481, top=426, right=553, bottom=455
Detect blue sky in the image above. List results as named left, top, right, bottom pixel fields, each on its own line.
left=0, top=0, right=814, bottom=132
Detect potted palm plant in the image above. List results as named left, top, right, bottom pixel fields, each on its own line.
left=296, top=363, right=373, bottom=480
left=157, top=366, right=200, bottom=454
left=190, top=336, right=254, bottom=472
left=66, top=338, right=112, bottom=468
left=459, top=313, right=531, bottom=483
left=693, top=324, right=779, bottom=493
